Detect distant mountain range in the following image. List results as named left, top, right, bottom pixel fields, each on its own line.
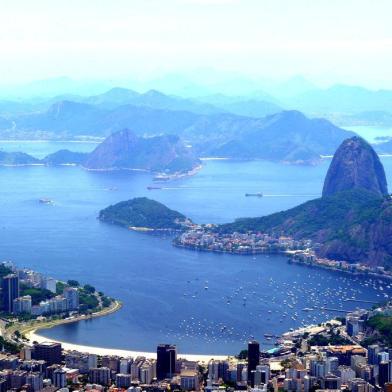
left=0, top=106, right=363, bottom=164
left=205, top=110, right=355, bottom=163
left=2, top=81, right=392, bottom=163
left=2, top=74, right=392, bottom=123
left=0, top=85, right=363, bottom=164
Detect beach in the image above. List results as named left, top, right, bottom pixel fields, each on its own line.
left=25, top=330, right=228, bottom=362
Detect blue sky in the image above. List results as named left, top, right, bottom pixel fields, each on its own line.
left=1, top=0, right=391, bottom=88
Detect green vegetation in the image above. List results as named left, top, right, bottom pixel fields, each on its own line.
left=308, top=330, right=351, bottom=346
left=0, top=264, right=13, bottom=278
left=67, top=279, right=80, bottom=287
left=335, top=317, right=346, bottom=324
left=79, top=292, right=99, bottom=311
left=236, top=349, right=248, bottom=360
left=99, top=197, right=189, bottom=230
left=83, top=284, right=96, bottom=294
left=101, top=296, right=112, bottom=308
left=56, top=281, right=66, bottom=295
left=364, top=314, right=392, bottom=347
left=218, top=190, right=383, bottom=236
left=217, top=189, right=392, bottom=267
left=20, top=286, right=54, bottom=305
left=0, top=336, right=20, bottom=354
left=20, top=279, right=112, bottom=314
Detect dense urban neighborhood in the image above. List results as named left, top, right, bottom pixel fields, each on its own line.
left=1, top=295, right=392, bottom=392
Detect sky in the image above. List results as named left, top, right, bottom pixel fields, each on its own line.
left=0, top=0, right=392, bottom=89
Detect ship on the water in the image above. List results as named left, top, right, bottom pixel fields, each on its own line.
left=147, top=186, right=162, bottom=190
left=39, top=198, right=53, bottom=204
left=245, top=192, right=263, bottom=197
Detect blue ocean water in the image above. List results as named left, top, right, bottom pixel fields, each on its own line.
left=0, top=141, right=391, bottom=355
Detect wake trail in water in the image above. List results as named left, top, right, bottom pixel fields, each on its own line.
left=158, top=187, right=320, bottom=197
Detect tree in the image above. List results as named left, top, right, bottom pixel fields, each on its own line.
left=83, top=284, right=95, bottom=294
left=237, top=349, right=248, bottom=360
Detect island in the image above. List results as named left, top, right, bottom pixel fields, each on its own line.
left=98, top=197, right=193, bottom=231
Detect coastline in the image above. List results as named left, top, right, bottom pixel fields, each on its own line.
left=8, top=300, right=122, bottom=348
left=19, top=299, right=227, bottom=362
left=25, top=331, right=227, bottom=362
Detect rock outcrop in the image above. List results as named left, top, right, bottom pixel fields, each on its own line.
left=83, top=129, right=200, bottom=173
left=322, top=136, right=388, bottom=197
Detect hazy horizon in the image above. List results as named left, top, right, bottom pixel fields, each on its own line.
left=1, top=0, right=392, bottom=92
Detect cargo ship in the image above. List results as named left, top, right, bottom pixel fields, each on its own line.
left=39, top=198, right=53, bottom=204
left=245, top=192, right=263, bottom=197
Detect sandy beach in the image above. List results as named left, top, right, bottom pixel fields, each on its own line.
left=25, top=330, right=228, bottom=362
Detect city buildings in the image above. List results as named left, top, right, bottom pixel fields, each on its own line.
left=63, top=287, right=79, bottom=310
left=156, top=344, right=176, bottom=380
left=53, top=368, right=67, bottom=388
left=13, top=295, right=32, bottom=314
left=33, top=343, right=62, bottom=366
left=248, top=340, right=260, bottom=386
left=88, top=367, right=111, bottom=386
left=2, top=274, right=19, bottom=313
left=180, top=370, right=200, bottom=391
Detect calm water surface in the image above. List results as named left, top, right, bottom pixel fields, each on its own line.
left=1, top=141, right=392, bottom=355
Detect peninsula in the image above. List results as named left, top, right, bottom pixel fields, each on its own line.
left=0, top=261, right=120, bottom=351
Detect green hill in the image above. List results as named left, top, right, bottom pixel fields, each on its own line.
left=217, top=189, right=392, bottom=267
left=216, top=137, right=392, bottom=267
left=99, top=197, right=189, bottom=230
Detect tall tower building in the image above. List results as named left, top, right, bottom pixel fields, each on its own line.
left=33, top=342, right=62, bottom=365
left=2, top=274, right=19, bottom=313
left=156, top=344, right=177, bottom=380
left=248, top=340, right=260, bottom=386
left=63, top=287, right=79, bottom=310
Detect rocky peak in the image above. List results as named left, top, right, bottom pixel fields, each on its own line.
left=322, top=136, right=388, bottom=197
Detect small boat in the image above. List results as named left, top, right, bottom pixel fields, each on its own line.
left=39, top=198, right=53, bottom=204
left=245, top=193, right=263, bottom=197
left=153, top=175, right=170, bottom=182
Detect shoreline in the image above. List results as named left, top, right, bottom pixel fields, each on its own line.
left=174, top=242, right=392, bottom=282
left=10, top=300, right=123, bottom=340
left=25, top=330, right=227, bottom=362
left=20, top=299, right=227, bottom=362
